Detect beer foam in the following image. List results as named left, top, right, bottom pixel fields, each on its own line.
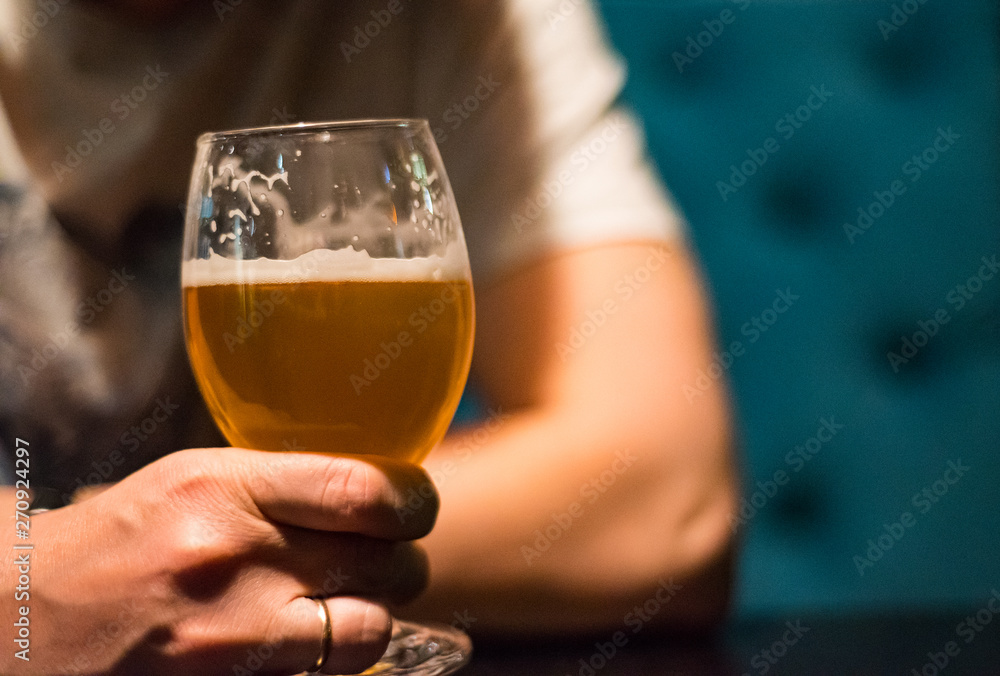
left=182, top=242, right=470, bottom=287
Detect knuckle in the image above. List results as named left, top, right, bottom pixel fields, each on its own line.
left=166, top=517, right=234, bottom=567
left=156, top=449, right=232, bottom=505
left=161, top=518, right=241, bottom=598
left=320, top=459, right=379, bottom=520
left=137, top=451, right=247, bottom=567
left=157, top=501, right=261, bottom=600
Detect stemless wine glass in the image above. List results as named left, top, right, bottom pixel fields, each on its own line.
left=180, top=120, right=475, bottom=675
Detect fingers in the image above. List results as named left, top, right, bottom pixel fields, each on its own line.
left=147, top=447, right=435, bottom=601
left=269, top=530, right=431, bottom=605
left=234, top=449, right=439, bottom=540
left=42, top=450, right=431, bottom=676
left=152, top=448, right=435, bottom=600
left=321, top=597, right=393, bottom=674
left=277, top=596, right=393, bottom=675
left=166, top=596, right=392, bottom=676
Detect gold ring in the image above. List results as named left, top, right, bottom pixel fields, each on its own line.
left=309, top=597, right=333, bottom=673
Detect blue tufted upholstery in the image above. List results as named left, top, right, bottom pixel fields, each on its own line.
left=598, top=0, right=1000, bottom=616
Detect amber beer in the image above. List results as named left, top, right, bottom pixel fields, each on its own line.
left=184, top=276, right=474, bottom=463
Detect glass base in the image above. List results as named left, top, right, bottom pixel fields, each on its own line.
left=310, top=619, right=471, bottom=676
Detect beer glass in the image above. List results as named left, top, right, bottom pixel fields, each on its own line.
left=181, top=120, right=474, bottom=675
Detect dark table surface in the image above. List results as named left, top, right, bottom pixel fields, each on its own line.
left=461, top=614, right=1000, bottom=675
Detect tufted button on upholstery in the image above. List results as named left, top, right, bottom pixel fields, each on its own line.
left=659, top=45, right=710, bottom=95
left=602, top=0, right=1000, bottom=614
left=767, top=480, right=824, bottom=534
left=761, top=169, right=830, bottom=238
left=880, top=321, right=945, bottom=380
left=864, top=8, right=945, bottom=94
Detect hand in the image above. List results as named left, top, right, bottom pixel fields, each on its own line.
left=3, top=447, right=438, bottom=675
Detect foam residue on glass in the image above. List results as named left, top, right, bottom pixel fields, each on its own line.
left=189, top=134, right=457, bottom=264
left=182, top=240, right=470, bottom=287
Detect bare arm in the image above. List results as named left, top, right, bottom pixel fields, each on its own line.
left=407, top=241, right=737, bottom=635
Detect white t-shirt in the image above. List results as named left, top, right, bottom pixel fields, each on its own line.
left=0, top=0, right=681, bottom=492
left=0, top=0, right=680, bottom=279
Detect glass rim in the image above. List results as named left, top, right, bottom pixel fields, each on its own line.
left=196, top=118, right=430, bottom=145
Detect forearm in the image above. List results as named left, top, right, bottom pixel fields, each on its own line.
left=408, top=397, right=735, bottom=636
left=1, top=487, right=34, bottom=672
left=401, top=243, right=738, bottom=636
left=0, top=486, right=150, bottom=676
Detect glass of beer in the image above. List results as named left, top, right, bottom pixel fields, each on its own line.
left=181, top=120, right=474, bottom=675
